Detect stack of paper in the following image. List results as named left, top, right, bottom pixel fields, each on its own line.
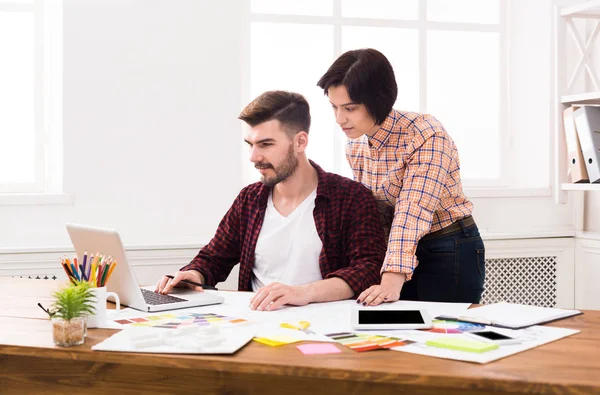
left=440, top=302, right=582, bottom=330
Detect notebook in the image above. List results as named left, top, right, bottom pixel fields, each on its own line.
left=437, top=302, right=582, bottom=330
left=66, top=223, right=224, bottom=312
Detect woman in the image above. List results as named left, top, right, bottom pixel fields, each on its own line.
left=317, top=48, right=485, bottom=305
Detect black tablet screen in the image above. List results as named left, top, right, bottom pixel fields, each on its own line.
left=358, top=310, right=424, bottom=324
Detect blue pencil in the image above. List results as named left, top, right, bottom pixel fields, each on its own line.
left=82, top=251, right=88, bottom=276
left=79, top=264, right=87, bottom=281
left=70, top=263, right=80, bottom=281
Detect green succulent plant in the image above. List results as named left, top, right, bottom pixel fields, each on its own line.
left=49, top=280, right=96, bottom=321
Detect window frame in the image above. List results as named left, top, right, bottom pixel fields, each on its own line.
left=247, top=0, right=510, bottom=188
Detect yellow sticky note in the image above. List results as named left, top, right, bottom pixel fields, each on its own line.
left=254, top=337, right=285, bottom=347
left=253, top=335, right=302, bottom=347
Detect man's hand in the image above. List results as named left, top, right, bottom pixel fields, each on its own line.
left=356, top=272, right=406, bottom=306
left=155, top=270, right=205, bottom=294
left=250, top=282, right=311, bottom=311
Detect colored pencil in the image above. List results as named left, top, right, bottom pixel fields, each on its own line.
left=100, top=263, right=110, bottom=287
left=98, top=261, right=105, bottom=287
left=82, top=251, right=88, bottom=275
left=90, top=260, right=97, bottom=286
left=103, top=262, right=117, bottom=286
left=70, top=262, right=80, bottom=281
left=61, top=262, right=76, bottom=285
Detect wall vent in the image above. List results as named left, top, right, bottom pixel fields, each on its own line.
left=481, top=256, right=558, bottom=307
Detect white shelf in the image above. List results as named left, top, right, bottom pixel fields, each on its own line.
left=561, top=183, right=600, bottom=191
left=561, top=0, right=600, bottom=17
left=561, top=92, right=600, bottom=105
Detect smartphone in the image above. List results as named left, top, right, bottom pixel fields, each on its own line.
left=351, top=308, right=433, bottom=330
left=465, top=330, right=522, bottom=345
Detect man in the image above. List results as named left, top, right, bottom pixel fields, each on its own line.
left=156, top=90, right=386, bottom=311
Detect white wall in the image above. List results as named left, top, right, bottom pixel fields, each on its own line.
left=0, top=0, right=581, bottom=251
left=1, top=0, right=245, bottom=249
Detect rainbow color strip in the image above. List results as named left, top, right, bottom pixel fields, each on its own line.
left=114, top=313, right=249, bottom=329
left=424, top=319, right=486, bottom=334
left=326, top=332, right=415, bottom=352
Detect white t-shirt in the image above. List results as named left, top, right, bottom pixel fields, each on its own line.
left=251, top=188, right=323, bottom=291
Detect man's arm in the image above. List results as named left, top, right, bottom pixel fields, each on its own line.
left=156, top=190, right=245, bottom=294
left=183, top=193, right=245, bottom=285
left=250, top=278, right=353, bottom=311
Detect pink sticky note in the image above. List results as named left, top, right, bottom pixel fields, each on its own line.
left=297, top=343, right=342, bottom=355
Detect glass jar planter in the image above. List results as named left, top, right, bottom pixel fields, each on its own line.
left=52, top=317, right=85, bottom=347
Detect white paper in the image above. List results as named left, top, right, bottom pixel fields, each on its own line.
left=391, top=325, right=580, bottom=364
left=457, top=302, right=581, bottom=328
left=99, top=293, right=471, bottom=343
left=92, top=326, right=256, bottom=354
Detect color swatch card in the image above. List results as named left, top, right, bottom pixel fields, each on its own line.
left=423, top=319, right=486, bottom=334
left=326, top=332, right=415, bottom=352
left=426, top=337, right=499, bottom=353
left=114, top=312, right=250, bottom=329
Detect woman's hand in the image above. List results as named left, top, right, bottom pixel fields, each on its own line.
left=356, top=272, right=406, bottom=306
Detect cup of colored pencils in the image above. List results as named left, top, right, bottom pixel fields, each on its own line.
left=60, top=251, right=117, bottom=288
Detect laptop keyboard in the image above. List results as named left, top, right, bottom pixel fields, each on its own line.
left=141, top=288, right=187, bottom=305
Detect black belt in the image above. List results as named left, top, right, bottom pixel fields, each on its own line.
left=421, top=216, right=476, bottom=241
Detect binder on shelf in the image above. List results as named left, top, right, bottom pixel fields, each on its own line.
left=574, top=106, right=600, bottom=183
left=563, top=106, right=589, bottom=183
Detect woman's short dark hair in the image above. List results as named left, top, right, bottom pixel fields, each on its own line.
left=238, top=90, right=311, bottom=136
left=317, top=48, right=397, bottom=125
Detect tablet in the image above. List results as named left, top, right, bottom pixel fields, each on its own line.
left=351, top=308, right=433, bottom=330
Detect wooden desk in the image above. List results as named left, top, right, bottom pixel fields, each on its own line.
left=1, top=278, right=598, bottom=395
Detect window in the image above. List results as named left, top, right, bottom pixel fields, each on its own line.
left=0, top=0, right=62, bottom=194
left=248, top=0, right=507, bottom=186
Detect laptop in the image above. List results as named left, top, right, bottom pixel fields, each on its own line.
left=66, top=223, right=224, bottom=312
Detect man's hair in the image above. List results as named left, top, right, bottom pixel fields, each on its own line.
left=317, top=48, right=398, bottom=125
left=238, top=90, right=311, bottom=136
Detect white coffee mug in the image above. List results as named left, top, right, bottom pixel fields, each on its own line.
left=87, top=286, right=120, bottom=328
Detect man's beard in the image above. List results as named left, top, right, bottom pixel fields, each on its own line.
left=255, top=145, right=299, bottom=187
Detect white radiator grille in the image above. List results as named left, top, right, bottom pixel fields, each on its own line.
left=481, top=256, right=558, bottom=307
left=12, top=275, right=59, bottom=280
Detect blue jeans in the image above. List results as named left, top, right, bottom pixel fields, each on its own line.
left=399, top=220, right=485, bottom=303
